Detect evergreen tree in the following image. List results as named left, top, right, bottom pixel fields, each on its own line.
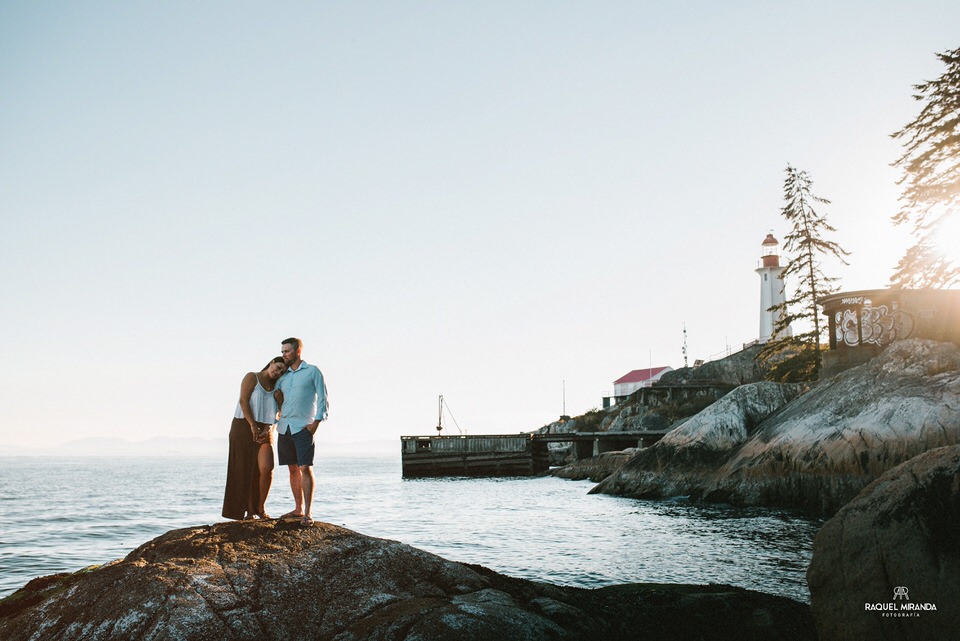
left=890, top=46, right=960, bottom=288
left=758, top=165, right=850, bottom=382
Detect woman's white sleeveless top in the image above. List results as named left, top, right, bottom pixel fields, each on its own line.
left=234, top=374, right=279, bottom=424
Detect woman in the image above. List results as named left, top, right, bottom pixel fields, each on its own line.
left=222, top=356, right=286, bottom=520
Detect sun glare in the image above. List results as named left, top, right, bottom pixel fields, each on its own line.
left=931, top=211, right=960, bottom=271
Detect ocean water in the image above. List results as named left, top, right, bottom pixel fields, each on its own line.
left=0, top=454, right=820, bottom=603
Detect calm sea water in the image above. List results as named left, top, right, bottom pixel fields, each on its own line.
left=0, top=454, right=820, bottom=603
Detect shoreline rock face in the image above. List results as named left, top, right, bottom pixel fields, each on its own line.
left=0, top=521, right=815, bottom=641
left=589, top=381, right=804, bottom=501
left=807, top=445, right=960, bottom=640
left=550, top=449, right=637, bottom=482
left=658, top=343, right=766, bottom=387
left=591, top=339, right=960, bottom=516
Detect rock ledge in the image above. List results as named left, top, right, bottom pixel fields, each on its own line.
left=0, top=520, right=815, bottom=641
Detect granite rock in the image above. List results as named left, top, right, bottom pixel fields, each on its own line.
left=0, top=520, right=815, bottom=641
left=550, top=449, right=637, bottom=482
left=659, top=343, right=766, bottom=386
left=807, top=445, right=960, bottom=640
left=592, top=339, right=960, bottom=516
left=590, top=381, right=803, bottom=501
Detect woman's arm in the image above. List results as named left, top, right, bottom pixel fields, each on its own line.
left=238, top=372, right=259, bottom=440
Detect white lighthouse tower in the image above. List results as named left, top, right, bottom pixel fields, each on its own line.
left=755, top=233, right=791, bottom=343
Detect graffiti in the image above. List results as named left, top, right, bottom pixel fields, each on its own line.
left=835, top=302, right=915, bottom=347
left=861, top=305, right=898, bottom=345
left=836, top=309, right=860, bottom=346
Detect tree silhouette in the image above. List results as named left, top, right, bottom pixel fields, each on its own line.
left=758, top=165, right=850, bottom=382
left=890, top=46, right=960, bottom=288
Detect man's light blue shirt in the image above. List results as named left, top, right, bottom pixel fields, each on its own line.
left=277, top=361, right=329, bottom=435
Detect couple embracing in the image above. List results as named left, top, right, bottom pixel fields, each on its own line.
left=222, top=337, right=329, bottom=527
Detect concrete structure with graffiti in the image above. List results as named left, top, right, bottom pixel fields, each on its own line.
left=820, top=288, right=960, bottom=378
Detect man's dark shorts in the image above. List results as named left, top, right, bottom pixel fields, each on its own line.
left=278, top=427, right=315, bottom=467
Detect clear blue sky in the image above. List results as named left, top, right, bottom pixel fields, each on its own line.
left=2, top=1, right=957, bottom=449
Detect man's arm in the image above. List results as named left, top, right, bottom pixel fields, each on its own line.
left=314, top=368, right=328, bottom=424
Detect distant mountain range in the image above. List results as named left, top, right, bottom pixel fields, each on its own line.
left=6, top=436, right=398, bottom=457
left=7, top=436, right=227, bottom=457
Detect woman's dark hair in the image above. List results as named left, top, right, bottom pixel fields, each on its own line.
left=261, top=355, right=285, bottom=372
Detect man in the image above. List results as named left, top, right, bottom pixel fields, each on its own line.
left=275, top=337, right=329, bottom=526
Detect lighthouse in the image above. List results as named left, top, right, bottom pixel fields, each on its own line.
left=755, top=233, right=791, bottom=342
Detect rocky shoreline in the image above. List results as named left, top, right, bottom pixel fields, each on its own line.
left=541, top=338, right=960, bottom=640
left=807, top=445, right=960, bottom=640
left=4, top=439, right=957, bottom=640
left=581, top=339, right=960, bottom=518
left=0, top=520, right=816, bottom=641
left=4, top=339, right=958, bottom=640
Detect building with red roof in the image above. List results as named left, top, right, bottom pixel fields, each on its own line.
left=613, top=366, right=673, bottom=398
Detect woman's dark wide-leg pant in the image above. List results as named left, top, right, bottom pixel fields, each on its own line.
left=222, top=417, right=260, bottom=520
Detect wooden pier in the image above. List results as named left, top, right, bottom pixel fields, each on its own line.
left=400, top=434, right=549, bottom=478
left=400, top=430, right=668, bottom=478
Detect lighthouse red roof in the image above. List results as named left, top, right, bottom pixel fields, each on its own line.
left=614, top=367, right=670, bottom=385
left=762, top=233, right=779, bottom=245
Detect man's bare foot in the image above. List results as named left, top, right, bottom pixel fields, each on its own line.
left=280, top=510, right=303, bottom=520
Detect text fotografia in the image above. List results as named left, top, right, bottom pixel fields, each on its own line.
left=865, top=602, right=938, bottom=617
left=865, top=587, right=937, bottom=618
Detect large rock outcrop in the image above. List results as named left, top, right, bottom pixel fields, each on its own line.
left=659, top=343, right=766, bottom=386
left=0, top=521, right=815, bottom=641
left=592, top=339, right=960, bottom=516
left=590, top=381, right=804, bottom=499
left=807, top=445, right=960, bottom=640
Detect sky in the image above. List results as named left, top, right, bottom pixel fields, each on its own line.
left=1, top=1, right=958, bottom=451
